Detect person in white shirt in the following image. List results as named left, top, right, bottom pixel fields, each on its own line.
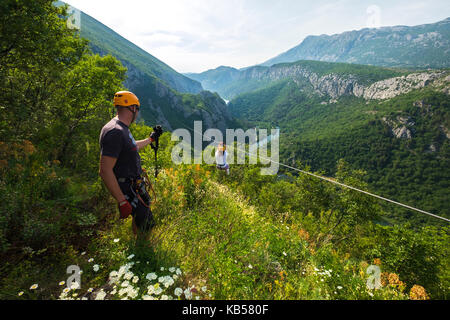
left=215, top=142, right=230, bottom=175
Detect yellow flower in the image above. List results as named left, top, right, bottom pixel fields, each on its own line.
left=298, top=229, right=310, bottom=241
left=388, top=273, right=400, bottom=286
left=373, top=258, right=381, bottom=266
left=18, top=291, right=24, bottom=296
left=409, top=285, right=429, bottom=300
left=59, top=281, right=65, bottom=286
left=30, top=284, right=38, bottom=290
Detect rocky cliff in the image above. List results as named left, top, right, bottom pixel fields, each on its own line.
left=202, top=61, right=449, bottom=101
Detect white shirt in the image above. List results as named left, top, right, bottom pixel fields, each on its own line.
left=215, top=150, right=228, bottom=166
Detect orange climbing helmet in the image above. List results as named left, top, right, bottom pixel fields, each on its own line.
left=113, top=91, right=140, bottom=107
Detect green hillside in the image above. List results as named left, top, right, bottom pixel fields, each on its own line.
left=55, top=2, right=235, bottom=132
left=76, top=5, right=202, bottom=95
left=228, top=70, right=450, bottom=224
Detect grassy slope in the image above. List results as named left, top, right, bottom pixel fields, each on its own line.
left=3, top=166, right=407, bottom=300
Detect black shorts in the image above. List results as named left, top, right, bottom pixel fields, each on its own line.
left=118, top=180, right=155, bottom=232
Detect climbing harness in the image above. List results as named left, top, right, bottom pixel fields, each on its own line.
left=118, top=169, right=156, bottom=209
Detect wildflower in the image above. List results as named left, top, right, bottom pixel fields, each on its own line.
left=30, top=284, right=38, bottom=290
left=373, top=258, right=381, bottom=266
left=93, top=264, right=100, bottom=272
left=160, top=267, right=165, bottom=271
left=70, top=282, right=80, bottom=290
left=176, top=268, right=182, bottom=275
left=113, top=238, right=120, bottom=243
left=121, top=281, right=130, bottom=288
left=81, top=252, right=86, bottom=255
left=154, top=287, right=163, bottom=295
left=132, top=276, right=139, bottom=284
left=174, top=288, right=183, bottom=297
left=118, top=288, right=128, bottom=296
left=63, top=288, right=70, bottom=294
left=388, top=273, right=400, bottom=286
left=169, top=267, right=176, bottom=273
left=87, top=288, right=93, bottom=293
left=184, top=288, right=192, bottom=300
left=172, top=274, right=179, bottom=281
left=18, top=291, right=24, bottom=296
left=161, top=295, right=169, bottom=300
left=201, top=286, right=207, bottom=293
left=147, top=285, right=156, bottom=295
left=110, top=289, right=117, bottom=295
left=283, top=251, right=287, bottom=256
left=410, top=285, right=429, bottom=300
left=142, top=295, right=154, bottom=300
left=337, top=286, right=343, bottom=290
left=88, top=258, right=94, bottom=263
left=146, top=273, right=157, bottom=281
left=95, top=290, right=107, bottom=300
left=59, top=281, right=65, bottom=286
left=124, top=272, right=134, bottom=280
left=127, top=254, right=135, bottom=260
left=248, top=264, right=253, bottom=269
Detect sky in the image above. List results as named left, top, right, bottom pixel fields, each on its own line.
left=65, top=0, right=450, bottom=73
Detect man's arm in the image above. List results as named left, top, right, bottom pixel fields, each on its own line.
left=99, top=155, right=126, bottom=202
left=135, top=137, right=153, bottom=151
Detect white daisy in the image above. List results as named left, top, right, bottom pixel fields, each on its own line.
left=174, top=288, right=183, bottom=297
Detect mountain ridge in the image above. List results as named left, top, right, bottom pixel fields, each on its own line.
left=61, top=2, right=236, bottom=132
left=261, top=17, right=450, bottom=68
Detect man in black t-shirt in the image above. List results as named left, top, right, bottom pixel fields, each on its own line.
left=99, top=91, right=161, bottom=239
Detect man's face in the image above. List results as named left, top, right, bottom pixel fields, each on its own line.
left=130, top=105, right=139, bottom=123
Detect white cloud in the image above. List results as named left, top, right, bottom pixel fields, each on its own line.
left=66, top=0, right=450, bottom=73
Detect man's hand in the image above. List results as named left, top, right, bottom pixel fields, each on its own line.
left=150, top=125, right=163, bottom=142
left=118, top=199, right=132, bottom=219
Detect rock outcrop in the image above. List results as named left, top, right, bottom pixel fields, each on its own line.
left=236, top=63, right=448, bottom=100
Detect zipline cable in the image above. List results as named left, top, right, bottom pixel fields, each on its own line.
left=173, top=122, right=450, bottom=223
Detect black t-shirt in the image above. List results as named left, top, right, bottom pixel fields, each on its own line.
left=99, top=118, right=142, bottom=179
